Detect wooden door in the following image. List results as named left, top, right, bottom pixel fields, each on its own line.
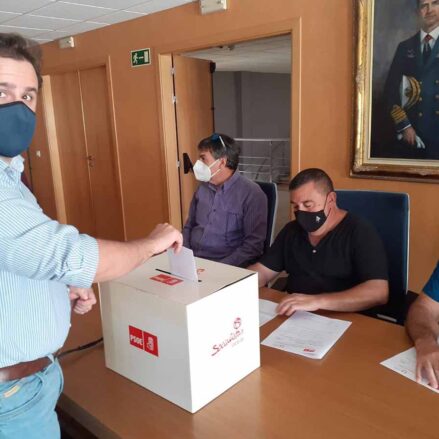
left=50, top=71, right=95, bottom=236
left=173, top=55, right=214, bottom=224
left=80, top=67, right=124, bottom=241
left=49, top=66, right=124, bottom=240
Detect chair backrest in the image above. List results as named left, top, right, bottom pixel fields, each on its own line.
left=255, top=181, right=278, bottom=253
left=336, top=190, right=410, bottom=324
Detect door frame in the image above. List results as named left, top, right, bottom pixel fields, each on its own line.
left=41, top=56, right=127, bottom=239
left=40, top=74, right=67, bottom=223
left=156, top=19, right=301, bottom=229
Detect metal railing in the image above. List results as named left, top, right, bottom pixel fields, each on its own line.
left=235, top=138, right=290, bottom=183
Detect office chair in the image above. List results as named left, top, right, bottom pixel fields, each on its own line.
left=255, top=181, right=278, bottom=253
left=336, top=190, right=410, bottom=325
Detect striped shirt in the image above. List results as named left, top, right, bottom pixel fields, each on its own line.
left=0, top=156, right=99, bottom=367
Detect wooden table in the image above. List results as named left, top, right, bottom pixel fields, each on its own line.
left=58, top=288, right=439, bottom=439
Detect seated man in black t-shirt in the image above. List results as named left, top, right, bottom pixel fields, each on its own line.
left=248, top=168, right=389, bottom=315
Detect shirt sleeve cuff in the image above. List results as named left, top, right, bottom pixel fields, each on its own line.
left=68, top=235, right=99, bottom=288
left=396, top=122, right=412, bottom=133
left=423, top=264, right=439, bottom=303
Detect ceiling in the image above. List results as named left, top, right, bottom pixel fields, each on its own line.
left=184, top=34, right=291, bottom=74
left=0, top=1, right=291, bottom=74
left=0, top=0, right=196, bottom=43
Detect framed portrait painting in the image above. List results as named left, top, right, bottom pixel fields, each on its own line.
left=352, top=0, right=439, bottom=182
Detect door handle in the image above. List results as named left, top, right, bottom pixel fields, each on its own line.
left=182, top=153, right=193, bottom=174
left=86, top=155, right=95, bottom=168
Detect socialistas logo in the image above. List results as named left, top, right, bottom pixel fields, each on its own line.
left=211, top=317, right=244, bottom=357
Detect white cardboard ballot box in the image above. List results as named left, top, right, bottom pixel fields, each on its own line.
left=99, top=253, right=260, bottom=413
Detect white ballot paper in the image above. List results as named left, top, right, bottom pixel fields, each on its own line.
left=381, top=347, right=439, bottom=394
left=167, top=246, right=198, bottom=282
left=261, top=311, right=351, bottom=359
left=259, top=299, right=278, bottom=327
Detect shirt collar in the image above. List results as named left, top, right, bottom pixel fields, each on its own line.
left=420, top=26, right=439, bottom=43
left=0, top=155, right=25, bottom=174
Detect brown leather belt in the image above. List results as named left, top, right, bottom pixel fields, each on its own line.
left=0, top=357, right=52, bottom=383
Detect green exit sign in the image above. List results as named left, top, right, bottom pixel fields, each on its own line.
left=131, top=48, right=151, bottom=67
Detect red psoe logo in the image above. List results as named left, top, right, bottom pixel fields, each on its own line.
left=129, top=325, right=144, bottom=350
left=150, top=274, right=182, bottom=286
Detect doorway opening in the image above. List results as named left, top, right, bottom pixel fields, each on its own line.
left=161, top=33, right=293, bottom=236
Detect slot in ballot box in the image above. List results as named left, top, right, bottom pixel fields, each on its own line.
left=99, top=253, right=260, bottom=413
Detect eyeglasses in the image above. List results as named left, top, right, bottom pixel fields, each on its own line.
left=211, top=133, right=227, bottom=149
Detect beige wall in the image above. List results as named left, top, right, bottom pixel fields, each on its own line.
left=40, top=0, right=438, bottom=292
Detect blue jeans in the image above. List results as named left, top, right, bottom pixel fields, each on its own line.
left=0, top=359, right=63, bottom=439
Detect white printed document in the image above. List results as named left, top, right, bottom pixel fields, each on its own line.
left=167, top=247, right=198, bottom=282
left=261, top=311, right=351, bottom=359
left=259, top=299, right=278, bottom=327
left=381, top=347, right=439, bottom=394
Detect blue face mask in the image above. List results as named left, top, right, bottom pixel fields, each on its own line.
left=0, top=102, right=36, bottom=158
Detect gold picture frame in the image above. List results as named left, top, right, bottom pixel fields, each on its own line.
left=352, top=0, right=439, bottom=182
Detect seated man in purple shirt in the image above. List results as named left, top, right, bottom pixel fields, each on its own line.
left=183, top=134, right=267, bottom=267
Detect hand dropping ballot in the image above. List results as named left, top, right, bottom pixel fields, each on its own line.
left=167, top=247, right=198, bottom=282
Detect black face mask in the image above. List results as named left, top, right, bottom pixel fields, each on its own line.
left=295, top=194, right=330, bottom=233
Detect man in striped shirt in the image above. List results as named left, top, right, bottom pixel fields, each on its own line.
left=0, top=33, right=182, bottom=438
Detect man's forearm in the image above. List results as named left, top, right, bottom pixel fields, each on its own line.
left=93, top=223, right=183, bottom=283
left=316, top=280, right=388, bottom=312
left=407, top=300, right=439, bottom=347
left=94, top=238, right=155, bottom=283
left=405, top=295, right=439, bottom=387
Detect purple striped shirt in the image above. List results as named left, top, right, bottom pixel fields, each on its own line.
left=183, top=172, right=267, bottom=267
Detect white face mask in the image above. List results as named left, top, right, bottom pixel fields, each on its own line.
left=193, top=159, right=220, bottom=182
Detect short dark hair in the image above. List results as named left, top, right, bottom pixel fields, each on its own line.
left=198, top=133, right=240, bottom=171
left=0, top=33, right=42, bottom=88
left=289, top=168, right=334, bottom=194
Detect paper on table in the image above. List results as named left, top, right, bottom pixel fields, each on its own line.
left=381, top=347, right=439, bottom=394
left=261, top=311, right=351, bottom=359
left=167, top=247, right=198, bottom=282
left=259, top=299, right=278, bottom=327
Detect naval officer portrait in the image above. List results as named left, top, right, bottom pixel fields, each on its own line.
left=383, top=0, right=439, bottom=160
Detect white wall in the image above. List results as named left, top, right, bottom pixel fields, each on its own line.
left=213, top=71, right=291, bottom=182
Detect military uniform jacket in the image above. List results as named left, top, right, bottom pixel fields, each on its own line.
left=384, top=32, right=439, bottom=158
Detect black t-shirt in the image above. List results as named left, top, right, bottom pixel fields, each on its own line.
left=260, top=213, right=388, bottom=294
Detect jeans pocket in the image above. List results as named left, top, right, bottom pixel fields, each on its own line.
left=56, top=362, right=64, bottom=397
left=0, top=370, right=45, bottom=423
